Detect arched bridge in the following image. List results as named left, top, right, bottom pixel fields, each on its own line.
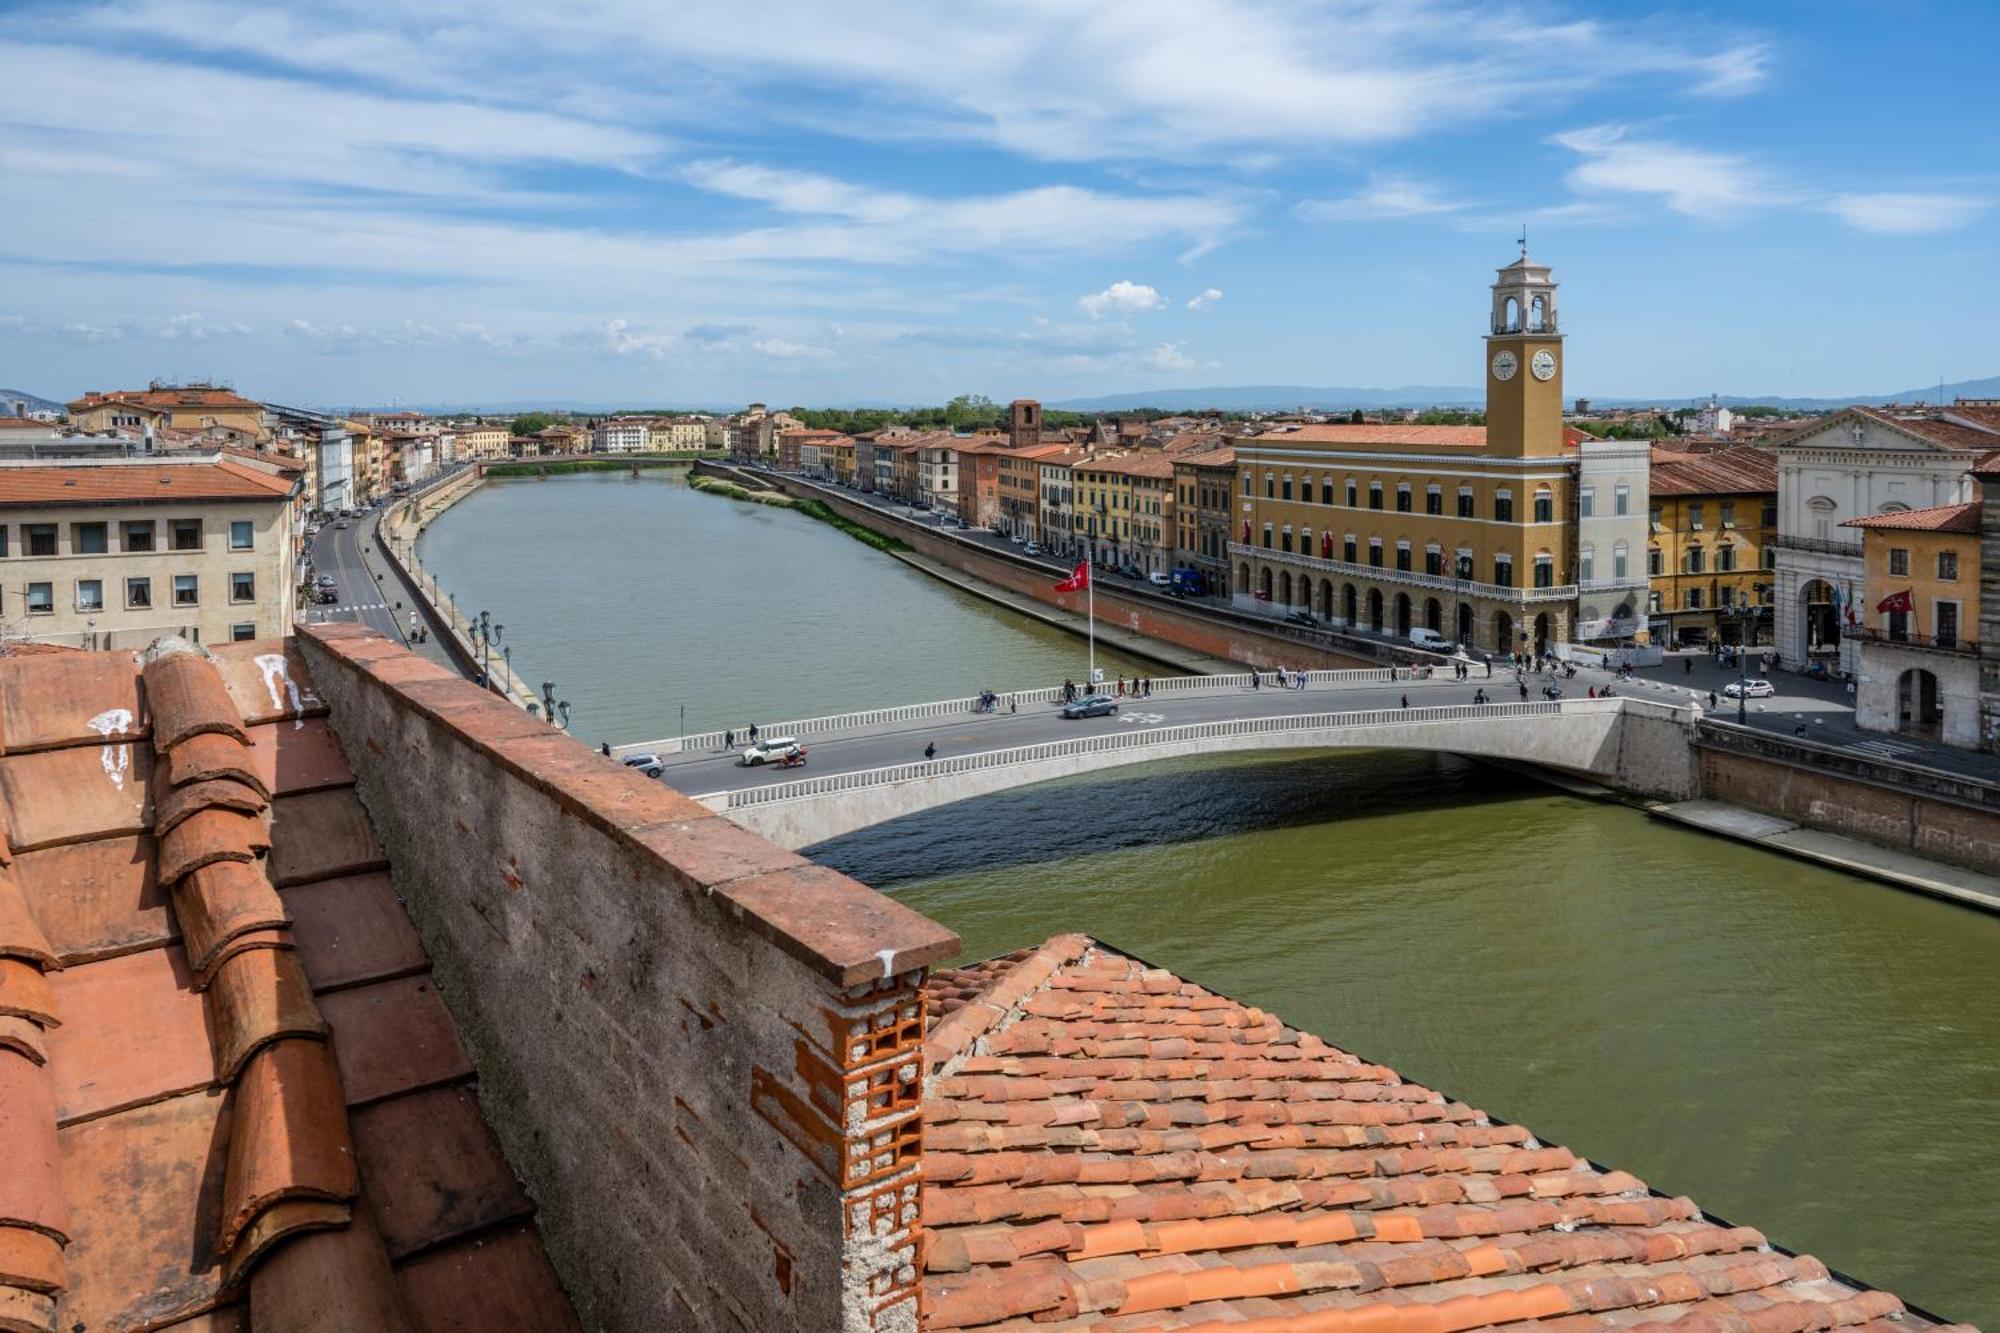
left=628, top=671, right=1701, bottom=850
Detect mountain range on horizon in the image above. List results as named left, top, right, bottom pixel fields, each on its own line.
left=8, top=374, right=1998, bottom=420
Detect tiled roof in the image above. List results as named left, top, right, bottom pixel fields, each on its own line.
left=0, top=639, right=577, bottom=1331
left=1648, top=444, right=1778, bottom=497
left=1251, top=425, right=1489, bottom=448
left=70, top=389, right=262, bottom=412
left=1174, top=447, right=1237, bottom=469
left=0, top=460, right=298, bottom=506
left=920, top=936, right=1957, bottom=1333
left=1841, top=502, right=1982, bottom=534
left=1095, top=452, right=1178, bottom=479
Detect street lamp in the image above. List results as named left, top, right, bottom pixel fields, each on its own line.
left=1732, top=581, right=1769, bottom=724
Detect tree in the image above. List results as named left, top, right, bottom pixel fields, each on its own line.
left=1348, top=409, right=1366, bottom=424
left=510, top=412, right=558, bottom=436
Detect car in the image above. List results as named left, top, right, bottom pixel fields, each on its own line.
left=1408, top=627, right=1454, bottom=652
left=315, top=575, right=336, bottom=588
left=335, top=520, right=350, bottom=530
left=1723, top=678, right=1776, bottom=698
left=1284, top=610, right=1319, bottom=628
left=738, top=736, right=803, bottom=766
left=1147, top=570, right=1172, bottom=587
left=621, top=752, right=664, bottom=771
left=314, top=586, right=339, bottom=604
left=1009, top=532, right=1026, bottom=545
left=1060, top=694, right=1118, bottom=719
left=1023, top=542, right=1042, bottom=556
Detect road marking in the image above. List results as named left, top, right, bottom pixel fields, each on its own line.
left=1845, top=738, right=1924, bottom=760
left=1119, top=712, right=1168, bottom=726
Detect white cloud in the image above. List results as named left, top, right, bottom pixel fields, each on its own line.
left=1298, top=175, right=1465, bottom=222
left=1826, top=192, right=1987, bottom=235
left=58, top=322, right=125, bottom=344
left=1143, top=342, right=1198, bottom=372
left=1186, top=288, right=1223, bottom=311
left=158, top=312, right=253, bottom=340
left=752, top=337, right=834, bottom=361
left=1080, top=281, right=1166, bottom=319
left=1550, top=125, right=1772, bottom=219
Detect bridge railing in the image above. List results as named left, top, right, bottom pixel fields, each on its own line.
left=700, top=698, right=1623, bottom=810
left=619, top=666, right=1416, bottom=758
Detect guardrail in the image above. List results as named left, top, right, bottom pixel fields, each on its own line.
left=1695, top=717, right=2000, bottom=810
left=700, top=698, right=1627, bottom=810
left=615, top=666, right=1420, bottom=757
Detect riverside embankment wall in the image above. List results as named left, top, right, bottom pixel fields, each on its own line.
left=702, top=464, right=1382, bottom=671
left=1696, top=721, right=2000, bottom=876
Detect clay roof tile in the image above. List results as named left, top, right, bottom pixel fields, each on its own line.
left=142, top=649, right=251, bottom=752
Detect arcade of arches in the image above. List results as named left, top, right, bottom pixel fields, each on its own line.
left=1234, top=559, right=1567, bottom=654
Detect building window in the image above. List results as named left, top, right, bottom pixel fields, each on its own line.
left=26, top=524, right=57, bottom=557
left=1762, top=503, right=1777, bottom=527
left=1425, top=546, right=1443, bottom=576
left=1533, top=489, right=1553, bottom=523
left=1368, top=482, right=1383, bottom=510
left=1686, top=587, right=1704, bottom=609
left=1260, top=526, right=1272, bottom=549
left=1533, top=555, right=1554, bottom=589
left=1939, top=550, right=1959, bottom=580
left=1425, top=485, right=1442, bottom=516
left=1343, top=536, right=1356, bottom=563
left=74, top=522, right=109, bottom=554
left=1242, top=471, right=1252, bottom=496
left=171, top=519, right=202, bottom=551
left=1493, top=492, right=1514, bottom=523
left=1689, top=504, right=1705, bottom=530
left=1319, top=476, right=1334, bottom=505
left=1614, top=542, right=1629, bottom=580
left=1614, top=484, right=1630, bottom=516
left=1493, top=556, right=1514, bottom=587
left=1368, top=539, right=1383, bottom=568
left=124, top=520, right=156, bottom=552
left=229, top=520, right=254, bottom=551
left=1580, top=545, right=1595, bottom=583
left=76, top=578, right=104, bottom=612
left=1395, top=545, right=1412, bottom=572
left=232, top=623, right=257, bottom=641
left=174, top=574, right=199, bottom=606
left=1281, top=476, right=1292, bottom=501
left=26, top=583, right=53, bottom=614
left=1579, top=487, right=1595, bottom=518
left=1888, top=547, right=1909, bottom=576
left=1346, top=479, right=1358, bottom=507
left=1648, top=590, right=1663, bottom=614
left=1264, top=473, right=1275, bottom=499
left=1717, top=543, right=1736, bottom=572
left=1457, top=487, right=1474, bottom=519
left=127, top=577, right=152, bottom=609
left=1763, top=546, right=1776, bottom=570
left=230, top=571, right=255, bottom=603
left=1685, top=546, right=1705, bottom=574
left=1721, top=501, right=1737, bottom=529
left=1395, top=484, right=1411, bottom=513
left=0, top=527, right=6, bottom=556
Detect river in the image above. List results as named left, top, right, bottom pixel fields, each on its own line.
left=422, top=469, right=1998, bottom=1323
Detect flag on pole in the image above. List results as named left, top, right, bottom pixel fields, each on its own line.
left=1875, top=588, right=1913, bottom=615
left=1054, top=561, right=1089, bottom=593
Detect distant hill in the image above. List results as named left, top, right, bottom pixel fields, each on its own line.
left=0, top=389, right=62, bottom=417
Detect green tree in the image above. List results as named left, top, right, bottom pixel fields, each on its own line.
left=510, top=412, right=558, bottom=436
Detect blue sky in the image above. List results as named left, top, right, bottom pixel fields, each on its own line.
left=2, top=0, right=1994, bottom=409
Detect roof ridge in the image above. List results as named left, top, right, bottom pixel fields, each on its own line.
left=922, top=934, right=1092, bottom=1076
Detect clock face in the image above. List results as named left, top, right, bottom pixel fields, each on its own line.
left=1531, top=349, right=1557, bottom=381
left=1491, top=350, right=1519, bottom=382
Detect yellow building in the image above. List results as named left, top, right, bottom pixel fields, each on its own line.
left=1230, top=253, right=1650, bottom=653
left=453, top=424, right=511, bottom=462
left=1844, top=502, right=1983, bottom=746
left=1098, top=452, right=1176, bottom=575
left=67, top=384, right=267, bottom=440
left=1644, top=445, right=1778, bottom=648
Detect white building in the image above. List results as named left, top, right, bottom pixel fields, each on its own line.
left=1573, top=437, right=1652, bottom=642
left=594, top=419, right=651, bottom=453
left=1692, top=395, right=1735, bottom=437
left=918, top=438, right=959, bottom=512
left=1771, top=406, right=1997, bottom=673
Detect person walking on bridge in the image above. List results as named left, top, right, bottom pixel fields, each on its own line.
left=924, top=741, right=936, bottom=760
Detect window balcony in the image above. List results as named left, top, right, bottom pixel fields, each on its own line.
left=1771, top=533, right=1862, bottom=557
left=1847, top=625, right=1980, bottom=658
left=1229, top=542, right=1577, bottom=603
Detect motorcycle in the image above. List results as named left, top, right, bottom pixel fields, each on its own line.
left=774, top=747, right=808, bottom=770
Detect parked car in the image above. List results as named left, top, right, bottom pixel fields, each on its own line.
left=1723, top=679, right=1776, bottom=698
left=1118, top=564, right=1143, bottom=580
left=739, top=736, right=803, bottom=766
left=1147, top=570, right=1172, bottom=587
left=1009, top=532, right=1026, bottom=545
left=314, top=586, right=339, bottom=604
left=1060, top=694, right=1118, bottom=719
left=1408, top=628, right=1454, bottom=652
left=1023, top=542, right=1042, bottom=556
left=315, top=575, right=336, bottom=589
left=1284, top=610, right=1319, bottom=628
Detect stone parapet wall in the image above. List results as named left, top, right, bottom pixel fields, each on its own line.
left=297, top=622, right=958, bottom=1332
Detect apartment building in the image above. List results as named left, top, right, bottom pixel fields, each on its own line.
left=1231, top=252, right=1649, bottom=654
left=1173, top=446, right=1236, bottom=593
left=1845, top=501, right=1984, bottom=747
left=0, top=455, right=299, bottom=649
left=1645, top=444, right=1778, bottom=648
left=1037, top=448, right=1085, bottom=559
left=954, top=438, right=1009, bottom=528
left=454, top=423, right=512, bottom=461
left=67, top=383, right=268, bottom=440
left=647, top=417, right=709, bottom=452
left=595, top=418, right=651, bottom=453
left=917, top=436, right=960, bottom=512
left=1097, top=452, right=1176, bottom=574
left=997, top=443, right=1066, bottom=540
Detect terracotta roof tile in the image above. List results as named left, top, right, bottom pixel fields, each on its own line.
left=1840, top=501, right=1981, bottom=534
left=920, top=938, right=1941, bottom=1331
left=1647, top=444, right=1778, bottom=497
left=0, top=460, right=296, bottom=506
left=1247, top=424, right=1489, bottom=448
left=0, top=639, right=578, bottom=1328
left=393, top=1223, right=581, bottom=1333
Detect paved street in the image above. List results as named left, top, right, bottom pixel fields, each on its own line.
left=300, top=504, right=460, bottom=672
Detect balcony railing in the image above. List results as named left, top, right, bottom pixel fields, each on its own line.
left=1229, top=542, right=1577, bottom=603
left=1847, top=625, right=1980, bottom=657
left=1770, top=533, right=1862, bottom=557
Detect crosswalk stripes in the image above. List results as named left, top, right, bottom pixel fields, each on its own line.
left=1844, top=737, right=1925, bottom=760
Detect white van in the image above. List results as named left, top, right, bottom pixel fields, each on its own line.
left=1408, top=628, right=1454, bottom=652
left=739, top=737, right=802, bottom=766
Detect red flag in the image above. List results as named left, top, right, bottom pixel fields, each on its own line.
left=1054, top=561, right=1089, bottom=593
left=1875, top=589, right=1913, bottom=615
left=1241, top=520, right=1251, bottom=542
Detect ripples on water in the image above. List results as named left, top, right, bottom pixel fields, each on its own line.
left=426, top=472, right=1997, bottom=1324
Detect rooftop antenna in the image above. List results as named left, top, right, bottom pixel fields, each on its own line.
left=1516, top=225, right=1528, bottom=260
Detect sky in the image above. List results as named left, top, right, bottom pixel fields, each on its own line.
left=2, top=0, right=1995, bottom=410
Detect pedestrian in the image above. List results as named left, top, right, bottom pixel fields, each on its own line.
left=1400, top=694, right=1408, bottom=709
left=924, top=741, right=936, bottom=760
left=749, top=723, right=759, bottom=743
left=1008, top=694, right=1017, bottom=713
left=1483, top=656, right=1492, bottom=679
left=1684, top=656, right=1693, bottom=676
left=1250, top=669, right=1261, bottom=690
left=599, top=741, right=611, bottom=757
left=1518, top=679, right=1528, bottom=700
left=1295, top=670, right=1306, bottom=691
left=1588, top=685, right=1596, bottom=699
left=1709, top=689, right=1718, bottom=709
left=1116, top=676, right=1126, bottom=697
left=725, top=729, right=735, bottom=749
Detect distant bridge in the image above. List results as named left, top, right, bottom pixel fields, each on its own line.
left=628, top=673, right=1700, bottom=850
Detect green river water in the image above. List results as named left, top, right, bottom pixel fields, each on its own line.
left=420, top=469, right=1998, bottom=1322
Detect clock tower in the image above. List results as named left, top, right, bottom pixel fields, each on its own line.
left=1484, top=250, right=1564, bottom=458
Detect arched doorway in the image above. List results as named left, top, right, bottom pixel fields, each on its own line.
left=1297, top=577, right=1312, bottom=609
left=1425, top=598, right=1442, bottom=632
left=1456, top=602, right=1473, bottom=647
left=1897, top=669, right=1942, bottom=738
left=1802, top=579, right=1838, bottom=658
left=1258, top=567, right=1272, bottom=600
left=1279, top=571, right=1292, bottom=606
left=1394, top=593, right=1412, bottom=637
left=1317, top=579, right=1333, bottom=619
left=1366, top=588, right=1384, bottom=632
left=1235, top=563, right=1250, bottom=595
left=1496, top=611, right=1515, bottom=655
left=1533, top=613, right=1550, bottom=655
left=1342, top=584, right=1357, bottom=626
